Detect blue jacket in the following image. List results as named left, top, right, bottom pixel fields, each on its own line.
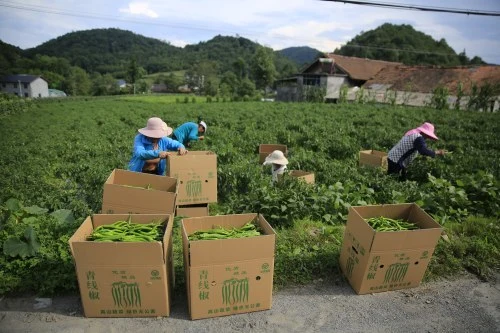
left=173, top=122, right=199, bottom=146
left=128, top=134, right=184, bottom=175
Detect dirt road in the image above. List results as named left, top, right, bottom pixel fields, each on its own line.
left=1, top=272, right=499, bottom=333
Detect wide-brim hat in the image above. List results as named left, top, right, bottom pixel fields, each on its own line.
left=417, top=122, right=438, bottom=140
left=263, top=150, right=289, bottom=166
left=138, top=117, right=172, bottom=138
left=199, top=121, right=207, bottom=132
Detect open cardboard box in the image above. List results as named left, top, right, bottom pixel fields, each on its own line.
left=259, top=144, right=288, bottom=164
left=339, top=203, right=443, bottom=295
left=167, top=151, right=217, bottom=205
left=68, top=214, right=174, bottom=317
left=102, top=169, right=178, bottom=214
left=359, top=150, right=388, bottom=170
left=288, top=170, right=315, bottom=184
left=181, top=213, right=276, bottom=320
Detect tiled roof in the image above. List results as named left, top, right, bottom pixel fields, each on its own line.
left=363, top=65, right=500, bottom=94
left=0, top=74, right=43, bottom=83
left=326, top=54, right=402, bottom=81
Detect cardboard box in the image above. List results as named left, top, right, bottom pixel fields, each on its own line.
left=102, top=169, right=178, bottom=214
left=68, top=214, right=174, bottom=317
left=259, top=144, right=288, bottom=164
left=176, top=204, right=210, bottom=218
left=181, top=214, right=276, bottom=320
left=359, top=150, right=388, bottom=170
left=288, top=170, right=315, bottom=184
left=167, top=151, right=217, bottom=205
left=339, top=204, right=442, bottom=295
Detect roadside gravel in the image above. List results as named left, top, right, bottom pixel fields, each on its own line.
left=1, top=272, right=499, bottom=333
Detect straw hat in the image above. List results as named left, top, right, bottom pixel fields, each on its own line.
left=138, top=117, right=173, bottom=138
left=263, top=150, right=289, bottom=166
left=416, top=122, right=438, bottom=140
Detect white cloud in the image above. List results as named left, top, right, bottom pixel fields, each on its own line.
left=119, top=2, right=158, bottom=18
left=170, top=39, right=189, bottom=48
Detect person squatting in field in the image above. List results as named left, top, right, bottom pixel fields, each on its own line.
left=387, top=122, right=446, bottom=180
left=263, top=150, right=289, bottom=183
left=128, top=117, right=187, bottom=175
left=171, top=119, right=207, bottom=147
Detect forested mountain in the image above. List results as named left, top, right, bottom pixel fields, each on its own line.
left=334, top=23, right=485, bottom=66
left=1, top=24, right=491, bottom=97
left=279, top=46, right=323, bottom=68
left=23, top=28, right=185, bottom=74
left=22, top=29, right=297, bottom=79
left=0, top=40, right=23, bottom=76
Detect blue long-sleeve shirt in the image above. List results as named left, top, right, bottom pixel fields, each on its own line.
left=173, top=122, right=199, bottom=146
left=128, top=134, right=184, bottom=175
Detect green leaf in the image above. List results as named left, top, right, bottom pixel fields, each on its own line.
left=312, top=245, right=320, bottom=251
left=293, top=247, right=301, bottom=255
left=456, top=179, right=464, bottom=187
left=51, top=209, right=75, bottom=224
left=323, top=214, right=331, bottom=222
left=23, top=205, right=48, bottom=215
left=24, top=226, right=40, bottom=255
left=5, top=198, right=22, bottom=213
left=22, top=216, right=38, bottom=224
left=3, top=238, right=30, bottom=258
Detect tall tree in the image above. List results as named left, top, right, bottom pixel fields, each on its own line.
left=251, top=46, right=277, bottom=90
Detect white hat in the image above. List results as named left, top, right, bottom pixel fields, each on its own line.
left=263, top=150, right=288, bottom=166
left=138, top=117, right=172, bottom=138
left=199, top=121, right=207, bottom=132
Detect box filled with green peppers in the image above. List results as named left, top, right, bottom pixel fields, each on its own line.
left=339, top=203, right=442, bottom=295
left=69, top=213, right=174, bottom=317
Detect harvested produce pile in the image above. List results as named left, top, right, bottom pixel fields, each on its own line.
left=366, top=217, right=419, bottom=232
left=188, top=222, right=261, bottom=241
left=87, top=220, right=164, bottom=242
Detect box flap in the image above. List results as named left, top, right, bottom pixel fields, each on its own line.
left=167, top=151, right=217, bottom=175
left=107, top=169, right=178, bottom=192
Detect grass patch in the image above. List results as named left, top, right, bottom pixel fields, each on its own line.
left=272, top=219, right=344, bottom=288
left=427, top=216, right=500, bottom=281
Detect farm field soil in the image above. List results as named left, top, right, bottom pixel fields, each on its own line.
left=1, top=272, right=498, bottom=333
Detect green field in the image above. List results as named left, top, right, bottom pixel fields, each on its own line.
left=0, top=97, right=498, bottom=295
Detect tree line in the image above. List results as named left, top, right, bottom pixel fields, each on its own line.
left=0, top=24, right=489, bottom=98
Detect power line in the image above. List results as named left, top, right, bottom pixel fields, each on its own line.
left=319, top=0, right=500, bottom=16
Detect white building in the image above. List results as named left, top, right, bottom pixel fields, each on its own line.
left=0, top=74, right=49, bottom=98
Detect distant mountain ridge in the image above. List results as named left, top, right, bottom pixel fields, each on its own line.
left=0, top=23, right=490, bottom=81
left=278, top=46, right=324, bottom=67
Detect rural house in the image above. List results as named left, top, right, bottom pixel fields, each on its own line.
left=362, top=65, right=500, bottom=111
left=0, top=74, right=49, bottom=98
left=276, top=54, right=401, bottom=102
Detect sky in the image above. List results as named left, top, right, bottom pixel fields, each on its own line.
left=1, top=0, right=499, bottom=64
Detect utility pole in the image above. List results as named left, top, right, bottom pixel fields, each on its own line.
left=18, top=80, right=22, bottom=97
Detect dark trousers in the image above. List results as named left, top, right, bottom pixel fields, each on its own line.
left=387, top=159, right=407, bottom=181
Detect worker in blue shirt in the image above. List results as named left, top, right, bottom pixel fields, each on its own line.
left=128, top=117, right=187, bottom=175
left=172, top=120, right=207, bottom=147
left=387, top=122, right=446, bottom=180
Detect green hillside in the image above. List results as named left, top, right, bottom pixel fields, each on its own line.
left=334, top=23, right=485, bottom=66
left=23, top=28, right=185, bottom=74
left=278, top=46, right=323, bottom=68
